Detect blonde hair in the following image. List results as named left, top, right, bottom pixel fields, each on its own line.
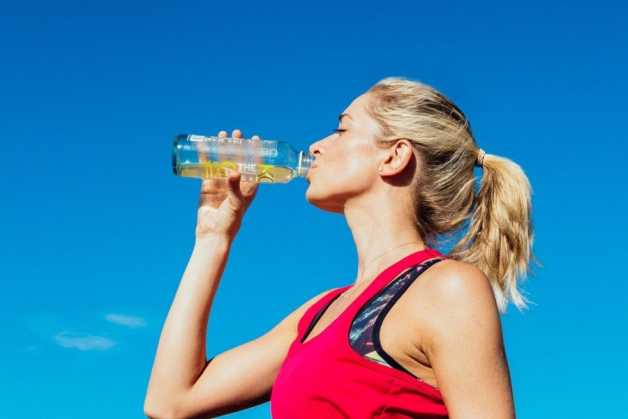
left=366, top=76, right=539, bottom=313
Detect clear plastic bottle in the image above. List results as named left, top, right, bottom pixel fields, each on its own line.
left=172, top=134, right=315, bottom=183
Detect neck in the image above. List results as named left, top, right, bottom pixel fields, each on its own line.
left=343, top=194, right=426, bottom=287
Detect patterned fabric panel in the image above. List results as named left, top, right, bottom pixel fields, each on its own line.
left=349, top=258, right=444, bottom=376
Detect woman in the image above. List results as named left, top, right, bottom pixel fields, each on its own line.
left=144, top=77, right=535, bottom=419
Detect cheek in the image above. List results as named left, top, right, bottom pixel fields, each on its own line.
left=306, top=150, right=376, bottom=201
left=340, top=159, right=375, bottom=189
left=342, top=143, right=378, bottom=185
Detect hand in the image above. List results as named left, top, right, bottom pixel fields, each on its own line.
left=195, top=129, right=260, bottom=240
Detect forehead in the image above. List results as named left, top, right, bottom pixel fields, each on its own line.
left=343, top=93, right=369, bottom=117
left=342, top=93, right=380, bottom=136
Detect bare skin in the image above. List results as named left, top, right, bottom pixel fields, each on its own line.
left=144, top=93, right=515, bottom=419
left=304, top=92, right=515, bottom=417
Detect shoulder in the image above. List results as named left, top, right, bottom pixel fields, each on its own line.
left=301, top=287, right=343, bottom=312
left=405, top=260, right=515, bottom=417
left=404, top=258, right=502, bottom=353
left=423, top=258, right=496, bottom=309
left=276, top=287, right=342, bottom=336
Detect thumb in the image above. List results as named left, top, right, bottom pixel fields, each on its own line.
left=225, top=169, right=245, bottom=212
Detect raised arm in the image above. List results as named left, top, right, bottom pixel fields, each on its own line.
left=143, top=233, right=329, bottom=418
left=143, top=128, right=330, bottom=419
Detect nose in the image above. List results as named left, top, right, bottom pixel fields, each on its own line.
left=309, top=140, right=321, bottom=157
left=309, top=134, right=328, bottom=157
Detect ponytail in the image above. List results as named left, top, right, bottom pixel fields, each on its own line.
left=367, top=76, right=540, bottom=313
left=449, top=152, right=538, bottom=313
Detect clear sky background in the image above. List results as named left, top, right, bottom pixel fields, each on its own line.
left=1, top=1, right=626, bottom=418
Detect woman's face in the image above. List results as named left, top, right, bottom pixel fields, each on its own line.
left=305, top=93, right=385, bottom=213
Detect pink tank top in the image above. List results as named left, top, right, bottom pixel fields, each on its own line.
left=270, top=247, right=449, bottom=418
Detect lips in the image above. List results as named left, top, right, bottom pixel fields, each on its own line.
left=306, top=165, right=317, bottom=180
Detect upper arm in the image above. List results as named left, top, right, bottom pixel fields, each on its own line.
left=421, top=261, right=515, bottom=419
left=170, top=288, right=332, bottom=419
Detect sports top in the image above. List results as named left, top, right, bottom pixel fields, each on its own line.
left=270, top=247, right=450, bottom=418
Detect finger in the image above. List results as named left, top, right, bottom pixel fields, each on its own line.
left=216, top=129, right=231, bottom=181
left=247, top=133, right=265, bottom=189
left=243, top=178, right=259, bottom=206
left=199, top=179, right=227, bottom=208
left=197, top=132, right=214, bottom=179
left=198, top=129, right=226, bottom=189
left=248, top=134, right=264, bottom=193
left=231, top=129, right=245, bottom=181
left=200, top=176, right=228, bottom=193
left=242, top=169, right=260, bottom=198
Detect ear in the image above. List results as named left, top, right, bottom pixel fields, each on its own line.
left=378, top=139, right=415, bottom=176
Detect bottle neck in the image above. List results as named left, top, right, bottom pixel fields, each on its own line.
left=296, top=151, right=314, bottom=177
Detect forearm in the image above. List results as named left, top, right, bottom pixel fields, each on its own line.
left=145, top=234, right=232, bottom=410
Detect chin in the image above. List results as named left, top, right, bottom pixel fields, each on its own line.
left=305, top=186, right=344, bottom=213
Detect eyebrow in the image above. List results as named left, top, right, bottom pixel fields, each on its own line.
left=338, top=113, right=352, bottom=122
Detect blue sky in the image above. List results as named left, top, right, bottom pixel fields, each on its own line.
left=1, top=1, right=626, bottom=418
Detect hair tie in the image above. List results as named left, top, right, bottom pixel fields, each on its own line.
left=476, top=148, right=486, bottom=167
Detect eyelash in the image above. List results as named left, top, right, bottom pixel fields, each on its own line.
left=332, top=128, right=346, bottom=135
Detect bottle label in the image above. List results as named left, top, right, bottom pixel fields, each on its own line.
left=261, top=142, right=278, bottom=158
left=187, top=135, right=278, bottom=159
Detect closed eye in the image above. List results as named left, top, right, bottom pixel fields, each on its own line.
left=332, top=128, right=347, bottom=135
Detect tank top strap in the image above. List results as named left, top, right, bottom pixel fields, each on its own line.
left=296, top=286, right=351, bottom=344
left=272, top=247, right=451, bottom=418
left=357, top=248, right=444, bottom=303
left=294, top=247, right=446, bottom=348
left=335, top=247, right=446, bottom=332
left=348, top=257, right=446, bottom=380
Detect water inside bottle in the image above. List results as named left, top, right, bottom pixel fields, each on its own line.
left=177, top=160, right=295, bottom=183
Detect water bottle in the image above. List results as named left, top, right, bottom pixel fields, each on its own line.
left=172, top=134, right=315, bottom=183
